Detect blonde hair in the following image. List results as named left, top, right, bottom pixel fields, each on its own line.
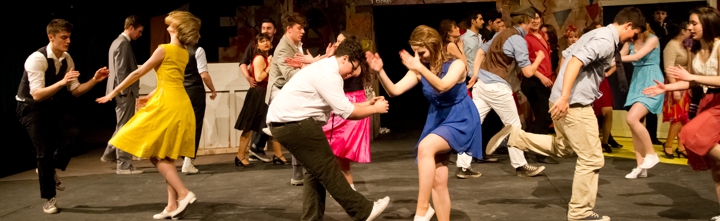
left=637, top=23, right=655, bottom=42
left=408, top=25, right=446, bottom=74
left=165, top=11, right=201, bottom=46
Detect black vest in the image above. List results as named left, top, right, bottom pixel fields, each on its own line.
left=183, top=46, right=203, bottom=88
left=16, top=47, right=70, bottom=106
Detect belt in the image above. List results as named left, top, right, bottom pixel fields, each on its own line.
left=707, top=88, right=720, bottom=93
left=269, top=121, right=297, bottom=127
left=569, top=103, right=591, bottom=108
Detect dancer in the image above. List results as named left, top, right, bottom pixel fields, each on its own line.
left=439, top=19, right=467, bottom=67
left=620, top=23, right=664, bottom=179
left=17, top=19, right=109, bottom=214
left=181, top=45, right=217, bottom=173
left=267, top=38, right=390, bottom=221
left=465, top=7, right=547, bottom=177
left=234, top=33, right=277, bottom=167
left=660, top=21, right=692, bottom=159
left=96, top=11, right=201, bottom=219
left=239, top=18, right=277, bottom=163
left=369, top=25, right=483, bottom=221
left=102, top=15, right=144, bottom=175
left=522, top=9, right=559, bottom=164
left=582, top=23, right=618, bottom=154
left=644, top=8, right=720, bottom=221
left=320, top=32, right=374, bottom=190
left=487, top=7, right=645, bottom=220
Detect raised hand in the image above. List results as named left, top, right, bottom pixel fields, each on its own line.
left=366, top=51, right=384, bottom=72
left=325, top=43, right=337, bottom=57
left=642, top=79, right=667, bottom=98
left=399, top=50, right=424, bottom=72
left=667, top=65, right=695, bottom=82
left=93, top=66, right=110, bottom=82
left=63, top=68, right=80, bottom=85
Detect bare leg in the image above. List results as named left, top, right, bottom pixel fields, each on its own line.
left=151, top=158, right=183, bottom=211
left=416, top=134, right=451, bottom=218
left=677, top=123, right=687, bottom=153
left=337, top=157, right=353, bottom=185
left=665, top=122, right=683, bottom=154
left=626, top=103, right=653, bottom=167
left=600, top=107, right=613, bottom=144
left=156, top=158, right=190, bottom=201
left=236, top=131, right=252, bottom=164
left=270, top=138, right=287, bottom=163
left=430, top=153, right=451, bottom=221
left=709, top=146, right=720, bottom=206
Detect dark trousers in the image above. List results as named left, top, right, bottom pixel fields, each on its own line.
left=270, top=118, right=372, bottom=221
left=186, top=86, right=206, bottom=158
left=17, top=103, right=77, bottom=199
left=520, top=77, right=552, bottom=134
left=250, top=124, right=270, bottom=152
left=645, top=114, right=659, bottom=140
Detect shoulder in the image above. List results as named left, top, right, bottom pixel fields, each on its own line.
left=196, top=47, right=205, bottom=53
left=449, top=59, right=465, bottom=68
left=25, top=51, right=47, bottom=66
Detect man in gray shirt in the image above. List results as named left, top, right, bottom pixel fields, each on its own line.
left=486, top=7, right=645, bottom=221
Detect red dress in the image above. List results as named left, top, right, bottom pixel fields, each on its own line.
left=679, top=90, right=720, bottom=171
left=662, top=90, right=691, bottom=124
left=593, top=78, right=614, bottom=116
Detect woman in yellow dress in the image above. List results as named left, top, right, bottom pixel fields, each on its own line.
left=96, top=11, right=200, bottom=219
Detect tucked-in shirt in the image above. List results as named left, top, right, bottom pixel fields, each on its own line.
left=460, top=29, right=481, bottom=77
left=550, top=24, right=619, bottom=106
left=266, top=57, right=355, bottom=124
left=477, top=26, right=531, bottom=88
left=525, top=30, right=552, bottom=78
left=24, top=43, right=79, bottom=96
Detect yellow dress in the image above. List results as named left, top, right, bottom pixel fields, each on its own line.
left=109, top=44, right=196, bottom=159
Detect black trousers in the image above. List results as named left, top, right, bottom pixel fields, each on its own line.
left=17, top=102, right=78, bottom=199
left=270, top=118, right=372, bottom=221
left=250, top=123, right=270, bottom=152
left=520, top=77, right=552, bottom=134
left=645, top=114, right=659, bottom=139
left=186, top=86, right=206, bottom=158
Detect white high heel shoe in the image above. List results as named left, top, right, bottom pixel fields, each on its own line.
left=413, top=205, right=435, bottom=221
left=171, top=192, right=197, bottom=218
left=153, top=209, right=172, bottom=219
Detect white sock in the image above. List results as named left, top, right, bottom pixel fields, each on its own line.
left=183, top=157, right=193, bottom=166
left=350, top=184, right=356, bottom=191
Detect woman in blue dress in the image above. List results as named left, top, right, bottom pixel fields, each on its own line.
left=621, top=24, right=665, bottom=179
left=367, top=25, right=483, bottom=221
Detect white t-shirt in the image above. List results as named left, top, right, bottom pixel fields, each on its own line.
left=266, top=57, right=355, bottom=124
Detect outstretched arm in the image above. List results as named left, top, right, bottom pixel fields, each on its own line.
left=367, top=52, right=419, bottom=97
left=622, top=37, right=659, bottom=62
left=71, top=67, right=109, bottom=96
left=97, top=45, right=165, bottom=103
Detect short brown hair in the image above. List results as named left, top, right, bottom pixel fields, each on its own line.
left=510, top=14, right=532, bottom=26
left=47, top=19, right=73, bottom=35
left=124, top=15, right=143, bottom=29
left=281, top=12, right=307, bottom=30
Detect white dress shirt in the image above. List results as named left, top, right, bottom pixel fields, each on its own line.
left=195, top=47, right=208, bottom=73
left=19, top=43, right=78, bottom=101
left=266, top=57, right=354, bottom=124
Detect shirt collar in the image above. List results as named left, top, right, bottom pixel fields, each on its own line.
left=514, top=26, right=527, bottom=37
left=45, top=43, right=65, bottom=61
left=465, top=29, right=478, bottom=37
left=121, top=32, right=131, bottom=41
left=606, top=24, right=620, bottom=46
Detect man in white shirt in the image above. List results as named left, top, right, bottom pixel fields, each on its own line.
left=267, top=39, right=389, bottom=221
left=16, top=19, right=109, bottom=214
left=102, top=15, right=144, bottom=175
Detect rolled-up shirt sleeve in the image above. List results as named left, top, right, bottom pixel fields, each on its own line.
left=314, top=74, right=355, bottom=119
left=195, top=47, right=209, bottom=73
left=505, top=35, right=531, bottom=68
left=24, top=52, right=47, bottom=95
left=571, top=37, right=613, bottom=66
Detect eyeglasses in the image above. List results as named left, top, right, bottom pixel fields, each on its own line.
left=351, top=61, right=359, bottom=71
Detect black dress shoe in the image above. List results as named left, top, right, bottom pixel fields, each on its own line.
left=601, top=143, right=613, bottom=153
left=608, top=136, right=623, bottom=148
left=651, top=139, right=663, bottom=146
left=536, top=155, right=559, bottom=164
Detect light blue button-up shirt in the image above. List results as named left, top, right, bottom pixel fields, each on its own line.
left=477, top=26, right=531, bottom=88
left=460, top=29, right=481, bottom=77
left=549, top=24, right=619, bottom=106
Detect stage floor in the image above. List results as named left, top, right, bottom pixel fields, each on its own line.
left=605, top=137, right=689, bottom=166
left=0, top=129, right=716, bottom=221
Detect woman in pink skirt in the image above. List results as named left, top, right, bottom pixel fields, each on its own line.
left=323, top=32, right=374, bottom=190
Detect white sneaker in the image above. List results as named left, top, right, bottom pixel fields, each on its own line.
left=262, top=128, right=272, bottom=136
left=367, top=196, right=390, bottom=221
left=711, top=214, right=720, bottom=221
left=625, top=168, right=647, bottom=179
left=43, top=197, right=58, bottom=214
left=153, top=209, right=172, bottom=219
left=413, top=204, right=435, bottom=221
left=639, top=153, right=659, bottom=169
left=182, top=158, right=199, bottom=174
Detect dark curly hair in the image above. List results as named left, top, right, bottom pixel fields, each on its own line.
left=335, top=38, right=365, bottom=64
left=254, top=33, right=272, bottom=56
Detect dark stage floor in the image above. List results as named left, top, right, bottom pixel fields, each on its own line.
left=0, top=129, right=717, bottom=221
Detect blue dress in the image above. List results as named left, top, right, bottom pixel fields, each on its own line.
left=417, top=60, right=483, bottom=158
left=624, top=35, right=665, bottom=114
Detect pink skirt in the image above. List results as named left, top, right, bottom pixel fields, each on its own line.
left=323, top=90, right=372, bottom=163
